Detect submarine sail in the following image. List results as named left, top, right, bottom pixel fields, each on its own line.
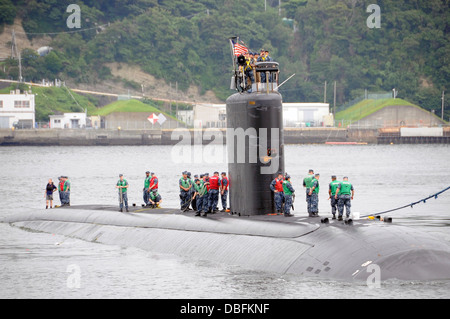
left=226, top=49, right=285, bottom=216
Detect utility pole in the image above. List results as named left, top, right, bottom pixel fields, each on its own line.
left=442, top=90, right=445, bottom=121
left=324, top=81, right=327, bottom=103
left=265, top=0, right=267, bottom=12
left=392, top=88, right=397, bottom=99
left=333, top=81, right=337, bottom=116
left=279, top=0, right=282, bottom=16
left=11, top=30, right=23, bottom=83
left=176, top=81, right=179, bottom=128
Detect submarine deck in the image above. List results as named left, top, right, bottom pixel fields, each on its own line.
left=6, top=205, right=323, bottom=239
left=4, top=205, right=450, bottom=281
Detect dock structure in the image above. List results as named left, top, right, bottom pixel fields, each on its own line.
left=378, top=127, right=450, bottom=144
left=1, top=127, right=449, bottom=146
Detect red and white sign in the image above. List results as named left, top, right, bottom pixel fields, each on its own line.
left=147, top=113, right=159, bottom=125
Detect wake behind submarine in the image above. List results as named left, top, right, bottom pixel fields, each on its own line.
left=3, top=48, right=450, bottom=282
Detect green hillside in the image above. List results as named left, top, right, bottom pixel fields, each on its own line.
left=335, top=98, right=420, bottom=125
left=0, top=83, right=178, bottom=122
left=0, top=83, right=97, bottom=121
left=92, top=99, right=175, bottom=120
left=0, top=0, right=448, bottom=119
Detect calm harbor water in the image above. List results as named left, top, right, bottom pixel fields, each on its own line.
left=0, top=144, right=449, bottom=299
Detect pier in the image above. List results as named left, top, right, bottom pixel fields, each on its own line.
left=0, top=127, right=449, bottom=146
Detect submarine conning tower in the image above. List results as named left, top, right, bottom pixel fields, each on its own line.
left=226, top=61, right=284, bottom=216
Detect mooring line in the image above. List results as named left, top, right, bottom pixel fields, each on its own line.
left=361, top=185, right=450, bottom=218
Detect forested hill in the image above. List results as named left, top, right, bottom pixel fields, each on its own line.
left=0, top=0, right=448, bottom=119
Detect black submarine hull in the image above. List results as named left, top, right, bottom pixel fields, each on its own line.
left=226, top=92, right=284, bottom=216
left=3, top=206, right=450, bottom=282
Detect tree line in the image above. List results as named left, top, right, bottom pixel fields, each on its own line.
left=0, top=0, right=448, bottom=119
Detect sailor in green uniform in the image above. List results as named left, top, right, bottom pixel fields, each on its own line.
left=308, top=173, right=320, bottom=217
left=58, top=176, right=71, bottom=206
left=328, top=175, right=341, bottom=219
left=149, top=190, right=162, bottom=208
left=303, top=169, right=314, bottom=216
left=116, top=174, right=129, bottom=212
left=179, top=171, right=192, bottom=210
left=282, top=174, right=295, bottom=217
left=143, top=171, right=151, bottom=206
left=335, top=176, right=354, bottom=220
left=194, top=176, right=208, bottom=217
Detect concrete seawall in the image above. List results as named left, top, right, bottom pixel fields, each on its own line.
left=0, top=127, right=447, bottom=146
left=0, top=129, right=164, bottom=146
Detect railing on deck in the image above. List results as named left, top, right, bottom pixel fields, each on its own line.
left=252, top=62, right=280, bottom=93
left=232, top=61, right=280, bottom=94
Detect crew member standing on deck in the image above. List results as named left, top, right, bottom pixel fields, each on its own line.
left=328, top=175, right=341, bottom=219
left=116, top=174, right=129, bottom=212
left=282, top=175, right=295, bottom=217
left=143, top=171, right=151, bottom=206
left=58, top=176, right=71, bottom=207
left=194, top=176, right=208, bottom=217
left=309, top=173, right=320, bottom=217
left=244, top=52, right=255, bottom=92
left=149, top=172, right=158, bottom=193
left=179, top=171, right=192, bottom=210
left=203, top=173, right=210, bottom=212
left=191, top=175, right=199, bottom=211
left=264, top=50, right=273, bottom=62
left=45, top=179, right=57, bottom=209
left=303, top=169, right=314, bottom=216
left=58, top=176, right=65, bottom=206
left=335, top=176, right=355, bottom=221
left=187, top=172, right=196, bottom=211
left=270, top=172, right=285, bottom=214
left=219, top=172, right=229, bottom=212
left=208, top=172, right=220, bottom=213
left=257, top=49, right=267, bottom=83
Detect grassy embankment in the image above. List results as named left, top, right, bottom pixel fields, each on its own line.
left=335, top=98, right=417, bottom=126
left=0, top=84, right=177, bottom=122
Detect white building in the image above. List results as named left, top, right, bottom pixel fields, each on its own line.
left=191, top=104, right=226, bottom=129
left=177, top=110, right=194, bottom=127
left=186, top=102, right=332, bottom=129
left=0, top=90, right=36, bottom=129
left=283, top=103, right=332, bottom=127
left=49, top=112, right=87, bottom=129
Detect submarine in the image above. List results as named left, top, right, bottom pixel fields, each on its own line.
left=2, top=48, right=450, bottom=283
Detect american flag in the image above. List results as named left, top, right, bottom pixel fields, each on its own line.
left=231, top=39, right=248, bottom=56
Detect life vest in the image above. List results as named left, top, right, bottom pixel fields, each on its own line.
left=180, top=178, right=190, bottom=189
left=144, top=176, right=151, bottom=188
left=220, top=177, right=229, bottom=191
left=150, top=192, right=160, bottom=201
left=197, top=181, right=208, bottom=196
left=282, top=181, right=293, bottom=195
left=150, top=176, right=158, bottom=190
left=311, top=178, right=319, bottom=194
left=304, top=175, right=313, bottom=188
left=339, top=181, right=352, bottom=195
left=245, top=59, right=252, bottom=71
left=203, top=177, right=210, bottom=191
left=329, top=180, right=341, bottom=196
left=117, top=179, right=128, bottom=193
left=209, top=175, right=220, bottom=190
left=59, top=181, right=69, bottom=191
left=275, top=178, right=284, bottom=192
